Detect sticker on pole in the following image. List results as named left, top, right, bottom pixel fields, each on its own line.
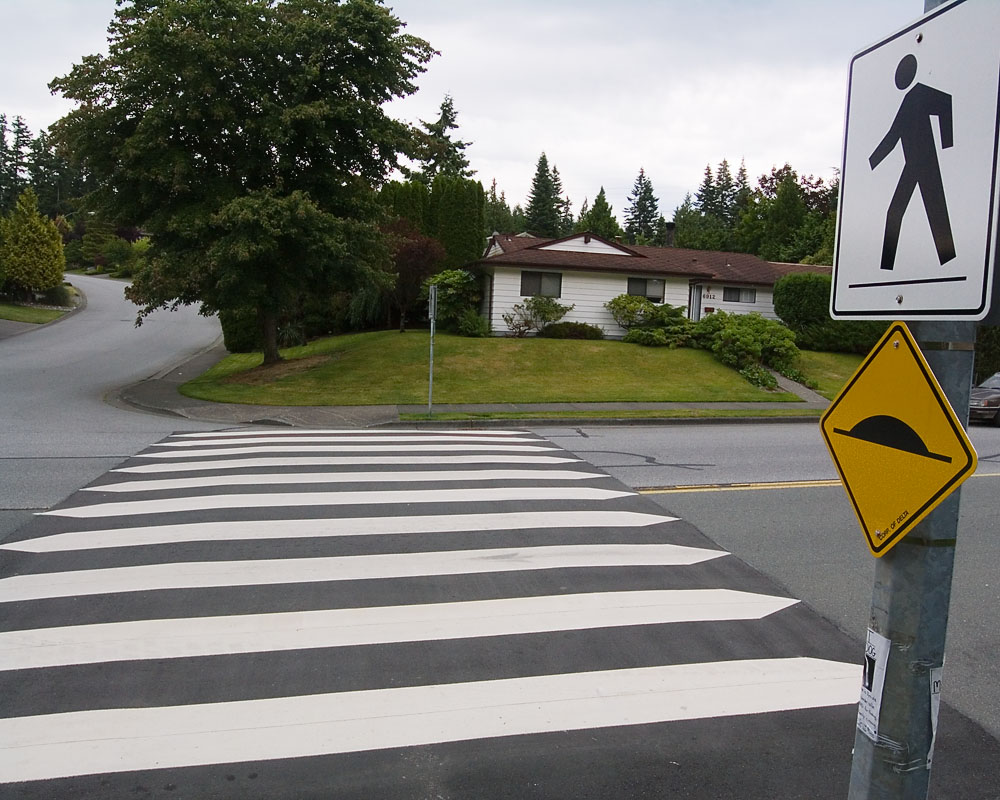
left=820, top=322, right=977, bottom=556
left=831, top=0, right=1000, bottom=320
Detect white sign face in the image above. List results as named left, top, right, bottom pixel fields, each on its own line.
left=832, top=0, right=1000, bottom=320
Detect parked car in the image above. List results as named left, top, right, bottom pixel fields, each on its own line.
left=969, top=372, right=1000, bottom=426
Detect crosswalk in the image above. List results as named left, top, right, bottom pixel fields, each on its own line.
left=0, top=429, right=861, bottom=795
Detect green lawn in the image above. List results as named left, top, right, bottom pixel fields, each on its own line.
left=0, top=302, right=66, bottom=324
left=181, top=330, right=804, bottom=406
left=795, top=350, right=864, bottom=399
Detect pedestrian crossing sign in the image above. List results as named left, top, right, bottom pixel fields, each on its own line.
left=820, top=322, right=977, bottom=556
left=831, top=0, right=1000, bottom=320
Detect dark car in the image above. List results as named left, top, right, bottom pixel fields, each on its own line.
left=969, top=372, right=1000, bottom=426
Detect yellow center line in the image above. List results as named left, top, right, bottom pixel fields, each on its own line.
left=638, top=471, right=1000, bottom=495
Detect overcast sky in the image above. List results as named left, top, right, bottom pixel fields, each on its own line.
left=2, top=0, right=928, bottom=223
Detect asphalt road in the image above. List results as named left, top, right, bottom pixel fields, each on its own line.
left=3, top=428, right=998, bottom=799
left=0, top=273, right=225, bottom=542
left=535, top=423, right=1000, bottom=743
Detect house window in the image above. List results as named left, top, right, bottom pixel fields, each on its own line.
left=627, top=277, right=665, bottom=302
left=520, top=271, right=562, bottom=298
left=723, top=286, right=756, bottom=303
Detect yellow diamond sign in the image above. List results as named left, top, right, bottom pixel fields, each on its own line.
left=820, top=322, right=977, bottom=557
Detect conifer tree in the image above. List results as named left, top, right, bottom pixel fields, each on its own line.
left=576, top=186, right=622, bottom=239
left=524, top=152, right=561, bottom=237
left=0, top=187, right=65, bottom=298
left=624, top=168, right=659, bottom=243
left=409, top=94, right=474, bottom=185
left=484, top=178, right=514, bottom=233
left=694, top=164, right=717, bottom=216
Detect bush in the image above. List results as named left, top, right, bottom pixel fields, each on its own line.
left=773, top=271, right=886, bottom=353
left=623, top=327, right=670, bottom=347
left=423, top=269, right=481, bottom=332
left=456, top=307, right=491, bottom=337
left=711, top=313, right=799, bottom=373
left=739, top=364, right=778, bottom=389
left=39, top=283, right=74, bottom=307
left=502, top=296, right=574, bottom=337
left=605, top=294, right=657, bottom=329
left=691, top=310, right=732, bottom=350
left=540, top=321, right=604, bottom=339
left=219, top=307, right=260, bottom=353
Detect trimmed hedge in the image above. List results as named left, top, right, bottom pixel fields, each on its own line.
left=539, top=321, right=604, bottom=339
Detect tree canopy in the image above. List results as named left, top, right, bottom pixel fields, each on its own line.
left=575, top=187, right=623, bottom=239
left=0, top=187, right=65, bottom=298
left=524, top=152, right=563, bottom=237
left=50, top=0, right=434, bottom=363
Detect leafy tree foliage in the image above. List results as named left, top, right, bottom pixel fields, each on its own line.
left=383, top=218, right=445, bottom=331
left=406, top=94, right=474, bottom=185
left=422, top=268, right=481, bottom=332
left=50, top=0, right=434, bottom=364
left=623, top=168, right=659, bottom=244
left=0, top=188, right=65, bottom=298
left=975, top=325, right=1000, bottom=384
left=524, top=152, right=562, bottom=237
left=575, top=187, right=622, bottom=239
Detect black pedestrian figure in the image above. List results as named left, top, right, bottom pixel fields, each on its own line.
left=869, top=54, right=956, bottom=271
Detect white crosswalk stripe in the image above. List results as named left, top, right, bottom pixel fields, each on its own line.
left=0, top=429, right=859, bottom=792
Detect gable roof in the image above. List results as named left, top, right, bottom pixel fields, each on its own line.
left=479, top=233, right=831, bottom=287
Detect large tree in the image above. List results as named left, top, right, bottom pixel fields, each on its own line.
left=623, top=167, right=659, bottom=244
left=407, top=94, right=474, bottom=185
left=50, top=0, right=434, bottom=363
left=524, top=152, right=561, bottom=237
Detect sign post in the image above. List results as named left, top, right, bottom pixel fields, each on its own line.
left=829, top=1, right=995, bottom=797
left=427, top=284, right=437, bottom=418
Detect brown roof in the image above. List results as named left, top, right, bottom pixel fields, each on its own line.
left=479, top=233, right=829, bottom=287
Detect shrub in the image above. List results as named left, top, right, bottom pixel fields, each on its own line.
left=502, top=296, right=574, bottom=337
left=773, top=271, right=886, bottom=353
left=0, top=188, right=65, bottom=298
left=623, top=327, right=670, bottom=347
left=219, top=307, right=260, bottom=353
left=540, top=321, right=604, bottom=339
left=739, top=364, right=779, bottom=389
left=39, top=283, right=74, bottom=307
left=456, top=307, right=491, bottom=337
left=711, top=313, right=799, bottom=373
left=422, top=269, right=481, bottom=332
left=691, top=310, right=732, bottom=350
left=605, top=294, right=656, bottom=329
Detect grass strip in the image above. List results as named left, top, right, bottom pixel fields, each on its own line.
left=400, top=408, right=825, bottom=422
left=181, top=330, right=803, bottom=406
left=0, top=303, right=66, bottom=324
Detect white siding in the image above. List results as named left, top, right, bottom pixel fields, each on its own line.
left=537, top=237, right=633, bottom=256
left=699, top=283, right=777, bottom=319
left=487, top=267, right=691, bottom=338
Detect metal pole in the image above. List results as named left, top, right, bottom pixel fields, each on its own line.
left=846, top=3, right=983, bottom=797
left=427, top=285, right=436, bottom=417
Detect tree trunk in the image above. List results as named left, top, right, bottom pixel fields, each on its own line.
left=399, top=309, right=407, bottom=333
left=259, top=307, right=282, bottom=365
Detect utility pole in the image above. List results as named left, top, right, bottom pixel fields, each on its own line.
left=846, top=4, right=979, bottom=796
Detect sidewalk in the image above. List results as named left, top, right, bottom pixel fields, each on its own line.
left=114, top=342, right=830, bottom=429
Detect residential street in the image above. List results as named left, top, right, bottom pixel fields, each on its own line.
left=3, top=427, right=997, bottom=799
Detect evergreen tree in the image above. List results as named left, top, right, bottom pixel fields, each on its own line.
left=694, top=164, right=717, bottom=216
left=408, top=94, right=473, bottom=185
left=524, top=152, right=561, bottom=237
left=427, top=174, right=485, bottom=267
left=576, top=186, right=623, bottom=239
left=0, top=187, right=65, bottom=298
left=715, top=159, right=736, bottom=224
left=511, top=204, right=527, bottom=232
left=758, top=173, right=807, bottom=261
left=733, top=159, right=752, bottom=222
left=379, top=180, right=430, bottom=235
left=0, top=115, right=33, bottom=214
left=550, top=165, right=573, bottom=236
left=624, top=168, right=659, bottom=243
left=672, top=193, right=729, bottom=251
left=484, top=178, right=514, bottom=234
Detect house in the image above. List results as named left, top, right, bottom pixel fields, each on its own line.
left=475, top=232, right=831, bottom=337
